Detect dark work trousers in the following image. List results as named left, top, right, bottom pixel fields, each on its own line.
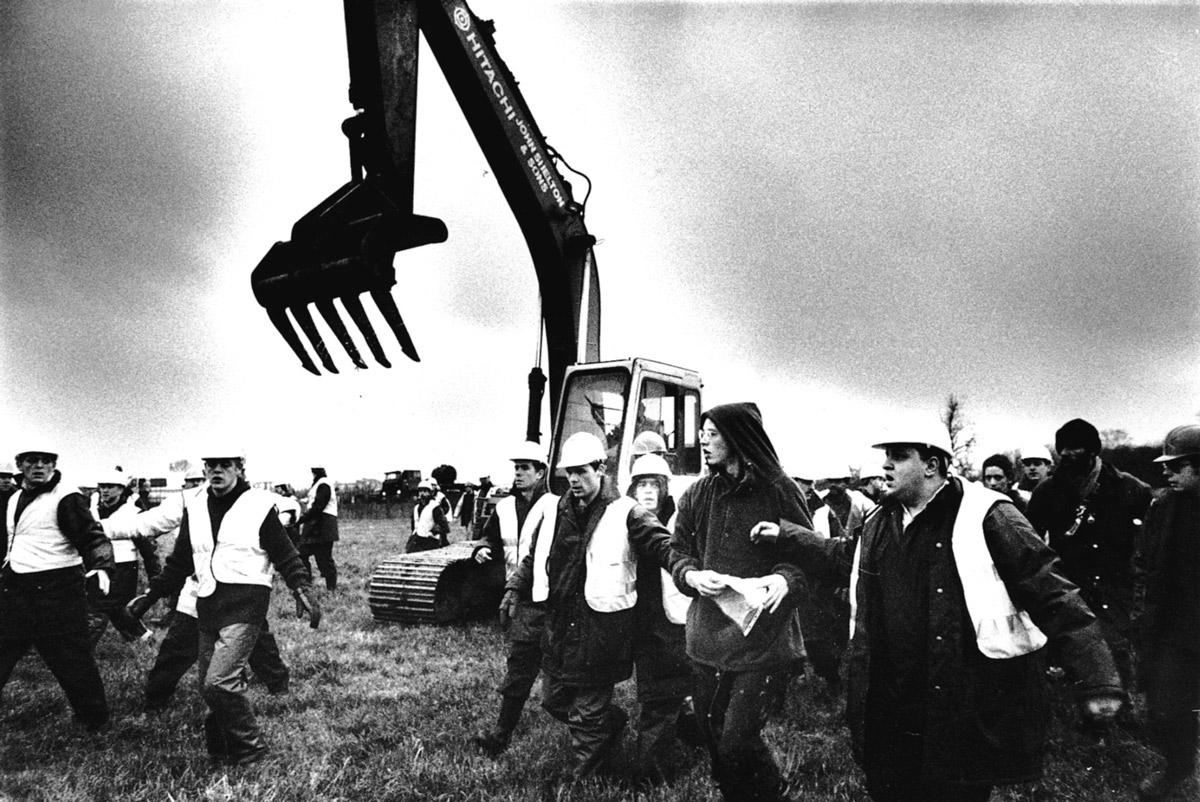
left=405, top=535, right=441, bottom=554
left=497, top=604, right=544, bottom=700
left=86, top=562, right=148, bottom=644
left=1143, top=642, right=1200, bottom=778
left=542, top=678, right=628, bottom=779
left=632, top=619, right=692, bottom=779
left=145, top=613, right=289, bottom=711
left=0, top=630, right=110, bottom=729
left=863, top=712, right=994, bottom=802
left=197, top=621, right=267, bottom=761
left=298, top=542, right=337, bottom=590
left=692, top=662, right=792, bottom=802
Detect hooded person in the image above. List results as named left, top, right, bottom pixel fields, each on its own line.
left=668, top=402, right=813, bottom=802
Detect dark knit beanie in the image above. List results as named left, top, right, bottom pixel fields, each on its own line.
left=1055, top=418, right=1101, bottom=455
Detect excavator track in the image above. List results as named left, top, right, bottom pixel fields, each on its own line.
left=367, top=540, right=505, bottom=625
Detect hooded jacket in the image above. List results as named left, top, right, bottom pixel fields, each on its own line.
left=669, top=402, right=813, bottom=672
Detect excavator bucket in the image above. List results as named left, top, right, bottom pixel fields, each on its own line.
left=251, top=178, right=447, bottom=374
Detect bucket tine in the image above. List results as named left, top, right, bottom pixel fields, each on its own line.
left=342, top=293, right=391, bottom=368
left=315, top=299, right=367, bottom=370
left=266, top=307, right=320, bottom=375
left=291, top=304, right=340, bottom=374
left=372, top=289, right=420, bottom=363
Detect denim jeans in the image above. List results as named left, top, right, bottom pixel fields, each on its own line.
left=196, top=621, right=266, bottom=760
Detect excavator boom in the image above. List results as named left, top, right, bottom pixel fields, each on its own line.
left=251, top=0, right=599, bottom=417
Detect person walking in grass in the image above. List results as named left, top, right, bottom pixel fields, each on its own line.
left=127, top=445, right=318, bottom=766
left=668, top=402, right=812, bottom=802
left=472, top=441, right=556, bottom=757
left=758, top=419, right=1125, bottom=802
left=0, top=445, right=114, bottom=732
left=504, top=432, right=673, bottom=782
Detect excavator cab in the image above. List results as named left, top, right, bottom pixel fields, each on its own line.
left=548, top=358, right=703, bottom=500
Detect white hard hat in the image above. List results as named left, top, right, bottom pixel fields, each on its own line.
left=1020, top=445, right=1054, bottom=463
left=96, top=469, right=128, bottom=487
left=15, top=447, right=58, bottom=462
left=631, top=454, right=672, bottom=480
left=557, top=432, right=607, bottom=469
left=184, top=467, right=206, bottom=481
left=631, top=431, right=667, bottom=457
left=201, top=446, right=246, bottom=461
left=511, top=441, right=546, bottom=465
left=0, top=461, right=15, bottom=475
left=872, top=419, right=953, bottom=459
left=418, top=479, right=436, bottom=491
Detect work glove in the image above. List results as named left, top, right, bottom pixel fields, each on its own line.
left=1081, top=693, right=1123, bottom=726
left=498, top=589, right=520, bottom=631
left=85, top=569, right=111, bottom=596
left=126, top=593, right=155, bottom=620
left=293, top=587, right=322, bottom=629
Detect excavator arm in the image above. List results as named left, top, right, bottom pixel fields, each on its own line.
left=251, top=0, right=600, bottom=420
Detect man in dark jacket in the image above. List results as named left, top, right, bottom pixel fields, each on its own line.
left=0, top=446, right=115, bottom=732
left=1132, top=424, right=1200, bottom=800
left=1026, top=418, right=1153, bottom=691
left=472, top=441, right=556, bottom=757
left=127, top=447, right=319, bottom=765
left=505, top=432, right=672, bottom=781
left=670, top=402, right=812, bottom=802
left=761, top=420, right=1124, bottom=802
left=298, top=467, right=339, bottom=591
left=981, top=453, right=1028, bottom=516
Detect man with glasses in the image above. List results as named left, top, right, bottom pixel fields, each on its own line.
left=127, top=446, right=319, bottom=765
left=0, top=446, right=115, bottom=732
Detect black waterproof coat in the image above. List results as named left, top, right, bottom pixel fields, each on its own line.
left=779, top=477, right=1122, bottom=787
left=1026, top=460, right=1151, bottom=636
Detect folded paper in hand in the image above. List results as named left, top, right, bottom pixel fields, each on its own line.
left=712, top=575, right=769, bottom=636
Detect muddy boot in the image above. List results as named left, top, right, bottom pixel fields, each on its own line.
left=474, top=694, right=525, bottom=757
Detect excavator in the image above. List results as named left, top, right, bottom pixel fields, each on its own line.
left=251, top=0, right=703, bottom=623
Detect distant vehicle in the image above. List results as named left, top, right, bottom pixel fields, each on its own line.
left=381, top=469, right=422, bottom=501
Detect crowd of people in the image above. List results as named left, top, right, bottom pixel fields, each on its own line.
left=0, top=449, right=335, bottom=765
left=1, top=410, right=1196, bottom=802
left=470, top=411, right=1199, bottom=802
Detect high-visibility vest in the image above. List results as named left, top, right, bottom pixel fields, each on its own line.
left=308, top=476, right=337, bottom=517
left=532, top=496, right=639, bottom=612
left=952, top=481, right=1047, bottom=658
left=849, top=481, right=1047, bottom=659
left=187, top=488, right=277, bottom=597
left=4, top=477, right=84, bottom=573
left=92, top=496, right=141, bottom=563
left=412, top=500, right=441, bottom=539
left=497, top=492, right=557, bottom=579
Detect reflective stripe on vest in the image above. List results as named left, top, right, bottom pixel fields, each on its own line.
left=499, top=492, right=558, bottom=580
left=188, top=488, right=277, bottom=597
left=4, top=477, right=84, bottom=573
left=953, top=481, right=1047, bottom=658
left=531, top=496, right=639, bottom=612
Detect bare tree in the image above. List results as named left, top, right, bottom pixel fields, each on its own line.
left=1100, top=428, right=1132, bottom=449
left=168, top=458, right=192, bottom=474
left=941, top=393, right=977, bottom=477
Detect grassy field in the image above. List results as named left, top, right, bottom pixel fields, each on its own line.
left=0, top=517, right=1191, bottom=801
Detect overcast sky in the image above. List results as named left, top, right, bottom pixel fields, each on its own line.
left=2, top=0, right=1197, bottom=487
